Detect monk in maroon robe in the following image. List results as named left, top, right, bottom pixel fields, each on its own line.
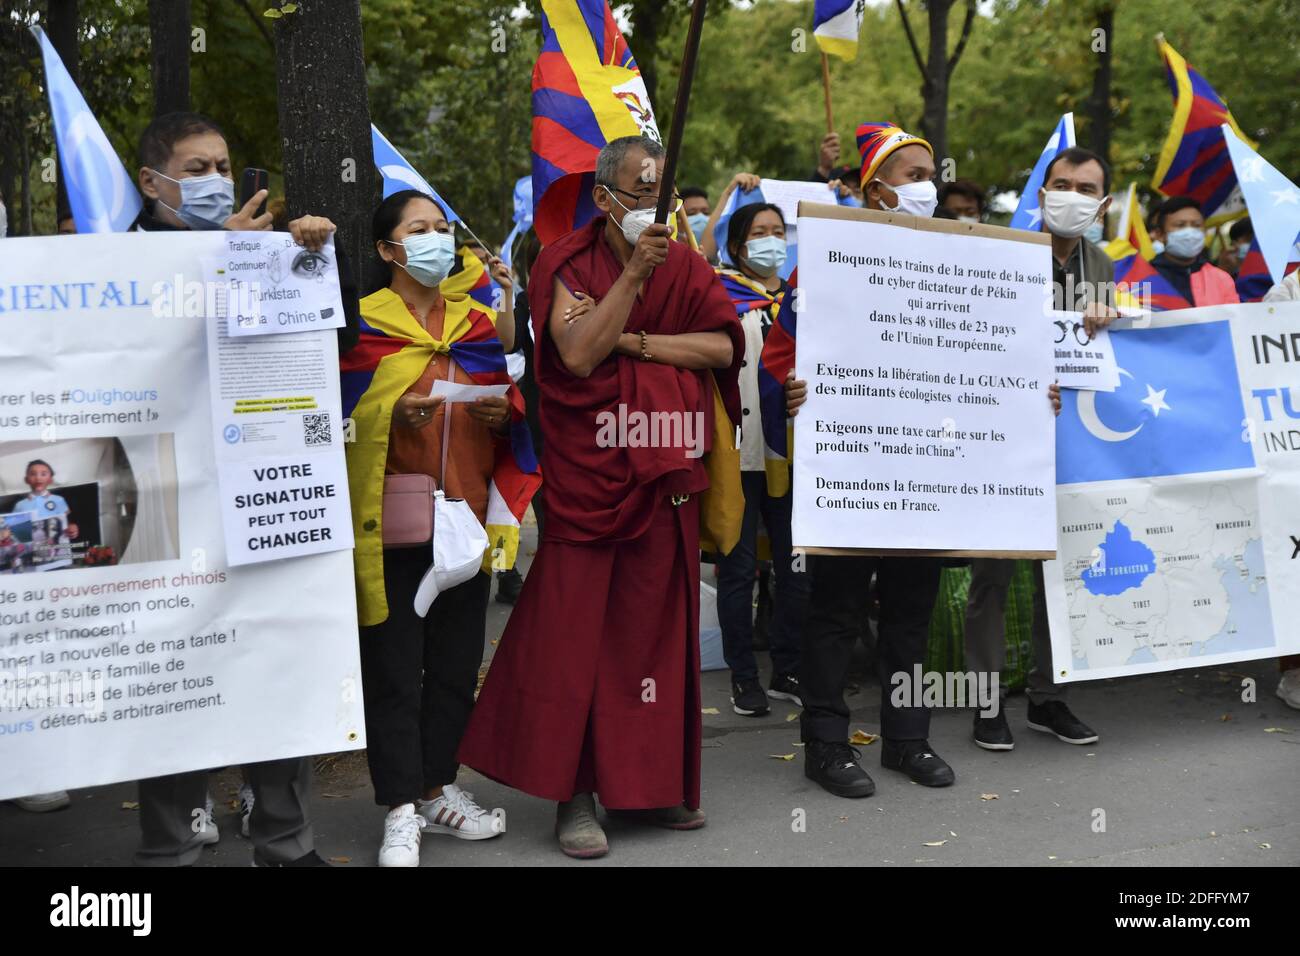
left=457, top=135, right=743, bottom=858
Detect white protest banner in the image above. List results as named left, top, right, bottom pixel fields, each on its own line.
left=203, top=231, right=346, bottom=337
left=1051, top=310, right=1120, bottom=391
left=1044, top=301, right=1300, bottom=681
left=0, top=232, right=364, bottom=800
left=791, top=204, right=1056, bottom=555
left=203, top=278, right=355, bottom=566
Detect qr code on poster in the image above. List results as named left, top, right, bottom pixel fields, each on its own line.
left=303, top=412, right=331, bottom=447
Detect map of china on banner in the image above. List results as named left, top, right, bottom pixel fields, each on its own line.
left=1044, top=301, right=1300, bottom=681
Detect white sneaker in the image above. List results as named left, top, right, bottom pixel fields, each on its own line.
left=417, top=784, right=504, bottom=840
left=12, top=790, right=71, bottom=813
left=197, top=792, right=220, bottom=846
left=1277, top=668, right=1300, bottom=710
left=238, top=784, right=255, bottom=838
left=378, top=804, right=422, bottom=867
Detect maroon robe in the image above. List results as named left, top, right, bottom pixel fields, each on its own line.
left=457, top=219, right=743, bottom=808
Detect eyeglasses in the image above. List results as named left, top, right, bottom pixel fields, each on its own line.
left=602, top=185, right=683, bottom=214
left=1054, top=319, right=1092, bottom=346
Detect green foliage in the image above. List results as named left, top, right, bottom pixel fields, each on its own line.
left=4, top=0, right=1296, bottom=236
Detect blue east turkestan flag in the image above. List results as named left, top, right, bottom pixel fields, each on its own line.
left=32, top=26, right=141, bottom=233
left=1221, top=125, right=1300, bottom=290
left=371, top=125, right=459, bottom=222
left=1057, top=320, right=1255, bottom=485
left=1009, top=113, right=1075, bottom=232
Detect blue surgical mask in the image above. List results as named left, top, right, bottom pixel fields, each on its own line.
left=152, top=169, right=235, bottom=230
left=390, top=231, right=457, bottom=287
left=743, top=235, right=787, bottom=277
left=688, top=212, right=709, bottom=242
left=1165, top=226, right=1205, bottom=260
left=1236, top=241, right=1252, bottom=260
left=1083, top=221, right=1104, bottom=245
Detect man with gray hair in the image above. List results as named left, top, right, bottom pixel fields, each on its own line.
left=458, top=135, right=745, bottom=859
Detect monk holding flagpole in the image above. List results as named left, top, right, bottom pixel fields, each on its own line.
left=458, top=0, right=744, bottom=860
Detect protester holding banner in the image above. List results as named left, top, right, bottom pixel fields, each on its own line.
left=125, top=110, right=354, bottom=867
left=457, top=135, right=744, bottom=859
left=963, top=146, right=1112, bottom=752
left=792, top=123, right=958, bottom=797
left=713, top=203, right=809, bottom=717
left=340, top=188, right=540, bottom=867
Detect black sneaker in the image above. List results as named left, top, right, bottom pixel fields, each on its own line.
left=767, top=673, right=802, bottom=707
left=804, top=740, right=875, bottom=798
left=731, top=678, right=770, bottom=716
left=973, top=709, right=1014, bottom=751
left=880, top=739, right=955, bottom=787
left=1027, top=700, right=1098, bottom=744
left=495, top=568, right=523, bottom=605
left=253, top=850, right=332, bottom=867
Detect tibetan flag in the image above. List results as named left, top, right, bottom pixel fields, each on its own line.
left=443, top=245, right=502, bottom=313
left=1236, top=236, right=1300, bottom=302
left=1010, top=113, right=1075, bottom=232
left=341, top=288, right=540, bottom=626
left=1115, top=256, right=1192, bottom=313
left=1151, top=38, right=1253, bottom=226
left=755, top=268, right=799, bottom=497
left=532, top=0, right=660, bottom=244
left=1105, top=183, right=1156, bottom=284
left=371, top=124, right=460, bottom=222
left=813, top=0, right=865, bottom=61
left=32, top=26, right=141, bottom=232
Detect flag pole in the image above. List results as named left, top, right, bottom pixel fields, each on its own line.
left=820, top=52, right=834, bottom=134
left=654, top=0, right=709, bottom=226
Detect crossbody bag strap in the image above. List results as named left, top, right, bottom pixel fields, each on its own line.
left=439, top=359, right=454, bottom=491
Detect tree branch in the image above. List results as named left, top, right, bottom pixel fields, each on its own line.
left=234, top=0, right=275, bottom=50
left=895, top=0, right=927, bottom=78
left=946, top=0, right=976, bottom=80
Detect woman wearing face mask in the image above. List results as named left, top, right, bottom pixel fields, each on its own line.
left=341, top=189, right=539, bottom=866
left=1130, top=196, right=1238, bottom=310
left=712, top=203, right=810, bottom=718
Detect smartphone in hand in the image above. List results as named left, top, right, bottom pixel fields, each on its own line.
left=240, top=168, right=270, bottom=219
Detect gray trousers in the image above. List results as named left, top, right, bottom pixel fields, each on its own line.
left=134, top=757, right=314, bottom=866
left=963, top=559, right=1065, bottom=705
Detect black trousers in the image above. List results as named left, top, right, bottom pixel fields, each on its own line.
left=800, top=554, right=942, bottom=744
left=359, top=548, right=491, bottom=806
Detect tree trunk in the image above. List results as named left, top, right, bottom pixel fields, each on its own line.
left=922, top=0, right=951, bottom=164
left=272, top=0, right=378, bottom=290
left=46, top=0, right=79, bottom=223
left=629, top=0, right=665, bottom=108
left=149, top=0, right=191, bottom=116
left=1086, top=4, right=1114, bottom=165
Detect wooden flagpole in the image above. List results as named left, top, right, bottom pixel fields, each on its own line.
left=654, top=0, right=709, bottom=226
left=820, top=51, right=834, bottom=134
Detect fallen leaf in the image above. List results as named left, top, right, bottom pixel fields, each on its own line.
left=1258, top=843, right=1272, bottom=849
left=768, top=753, right=795, bottom=761
left=849, top=730, right=879, bottom=746
left=1263, top=727, right=1291, bottom=734
left=328, top=856, right=351, bottom=864
left=701, top=707, right=721, bottom=715
left=922, top=839, right=947, bottom=847
left=980, top=793, right=999, bottom=801
left=785, top=713, right=799, bottom=722
left=1048, top=855, right=1057, bottom=860
left=120, top=801, right=139, bottom=811
left=1220, top=713, right=1233, bottom=722
left=949, top=830, right=957, bottom=837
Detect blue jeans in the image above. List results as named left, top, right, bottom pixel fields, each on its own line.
left=716, top=471, right=809, bottom=683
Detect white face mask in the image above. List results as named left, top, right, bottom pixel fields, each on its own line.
left=877, top=179, right=938, bottom=218
left=1041, top=189, right=1105, bottom=239
left=605, top=187, right=656, bottom=245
